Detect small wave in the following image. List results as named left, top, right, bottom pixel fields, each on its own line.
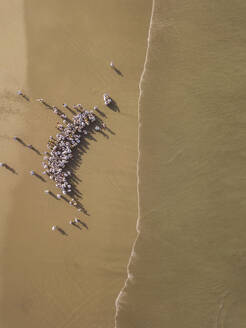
left=114, top=1, right=156, bottom=327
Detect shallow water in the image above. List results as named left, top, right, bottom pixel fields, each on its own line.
left=116, top=0, right=246, bottom=327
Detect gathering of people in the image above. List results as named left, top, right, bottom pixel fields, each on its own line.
left=43, top=108, right=101, bottom=196
left=1, top=61, right=117, bottom=235
left=37, top=96, right=111, bottom=232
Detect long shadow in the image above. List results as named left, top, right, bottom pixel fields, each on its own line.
left=105, top=127, right=115, bottom=135
left=86, top=133, right=97, bottom=142
left=70, top=172, right=81, bottom=183
left=95, top=107, right=107, bottom=118
left=28, top=145, right=41, bottom=155
left=34, top=173, right=46, bottom=182
left=51, top=106, right=62, bottom=115
left=77, top=200, right=89, bottom=216
left=15, top=138, right=27, bottom=146
left=5, top=165, right=17, bottom=175
left=63, top=105, right=76, bottom=115
left=43, top=102, right=53, bottom=110
left=78, top=219, right=88, bottom=230
left=57, top=227, right=68, bottom=236
left=61, top=195, right=70, bottom=203
left=66, top=106, right=76, bottom=115
left=108, top=99, right=120, bottom=112
left=98, top=130, right=109, bottom=139
left=72, top=222, right=82, bottom=230
left=21, top=94, right=30, bottom=101
left=49, top=191, right=59, bottom=200
left=112, top=66, right=124, bottom=77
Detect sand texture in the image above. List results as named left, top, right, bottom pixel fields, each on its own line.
left=0, top=1, right=151, bottom=327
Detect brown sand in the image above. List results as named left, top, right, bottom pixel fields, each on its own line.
left=0, top=1, right=151, bottom=327
left=0, top=0, right=27, bottom=310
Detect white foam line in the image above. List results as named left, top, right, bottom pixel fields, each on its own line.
left=114, top=1, right=156, bottom=327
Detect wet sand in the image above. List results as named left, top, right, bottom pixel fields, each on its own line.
left=0, top=0, right=27, bottom=315
left=0, top=1, right=151, bottom=327
left=116, top=1, right=246, bottom=327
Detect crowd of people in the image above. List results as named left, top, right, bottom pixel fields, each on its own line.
left=2, top=79, right=115, bottom=233
left=43, top=109, right=103, bottom=196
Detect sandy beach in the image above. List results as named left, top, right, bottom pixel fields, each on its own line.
left=0, top=1, right=151, bottom=327
left=2, top=1, right=245, bottom=327
left=0, top=0, right=27, bottom=316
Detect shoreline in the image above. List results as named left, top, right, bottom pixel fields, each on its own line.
left=114, top=1, right=155, bottom=326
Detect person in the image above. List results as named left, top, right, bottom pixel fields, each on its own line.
left=17, top=90, right=23, bottom=95
left=30, top=170, right=35, bottom=175
left=110, top=61, right=114, bottom=68
left=52, top=225, right=57, bottom=231
left=44, top=190, right=50, bottom=194
left=0, top=162, right=5, bottom=167
left=103, top=93, right=112, bottom=105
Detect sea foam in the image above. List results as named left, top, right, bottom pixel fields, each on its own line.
left=114, top=1, right=156, bottom=327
